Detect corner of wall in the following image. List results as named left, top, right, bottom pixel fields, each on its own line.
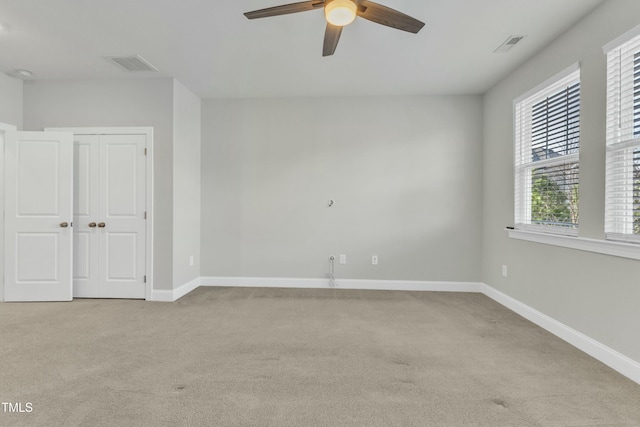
left=172, top=79, right=202, bottom=290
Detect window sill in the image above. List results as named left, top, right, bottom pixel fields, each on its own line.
left=507, top=229, right=640, bottom=261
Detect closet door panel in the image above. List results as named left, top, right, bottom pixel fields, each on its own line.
left=73, top=135, right=100, bottom=297
left=4, top=131, right=73, bottom=302
left=98, top=134, right=146, bottom=299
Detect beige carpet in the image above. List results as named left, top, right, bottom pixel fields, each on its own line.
left=1, top=286, right=639, bottom=426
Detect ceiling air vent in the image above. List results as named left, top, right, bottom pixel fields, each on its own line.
left=105, top=55, right=158, bottom=72
left=494, top=35, right=525, bottom=54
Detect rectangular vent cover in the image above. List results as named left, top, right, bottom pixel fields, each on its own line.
left=105, top=55, right=158, bottom=72
left=494, top=35, right=525, bottom=54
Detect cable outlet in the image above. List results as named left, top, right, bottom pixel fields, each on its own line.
left=502, top=265, right=508, bottom=277
left=372, top=255, right=378, bottom=265
left=339, top=254, right=347, bottom=264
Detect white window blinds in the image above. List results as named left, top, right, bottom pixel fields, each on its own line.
left=605, top=28, right=640, bottom=242
left=514, top=65, right=581, bottom=235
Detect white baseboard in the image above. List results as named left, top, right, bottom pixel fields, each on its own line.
left=151, top=275, right=640, bottom=386
left=150, top=277, right=200, bottom=302
left=480, top=283, right=640, bottom=385
left=200, top=276, right=482, bottom=292
left=150, top=289, right=174, bottom=302
left=174, top=277, right=201, bottom=300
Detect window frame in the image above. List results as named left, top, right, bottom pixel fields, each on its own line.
left=604, top=25, right=640, bottom=244
left=513, top=64, right=581, bottom=236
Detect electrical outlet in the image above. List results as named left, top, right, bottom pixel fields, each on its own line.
left=502, top=265, right=508, bottom=277
left=189, top=255, right=194, bottom=267
left=339, top=254, right=347, bottom=264
left=372, top=255, right=378, bottom=265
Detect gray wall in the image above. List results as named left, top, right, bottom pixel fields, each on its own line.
left=202, top=95, right=483, bottom=282
left=483, top=0, right=640, bottom=363
left=0, top=72, right=21, bottom=301
left=0, top=73, right=23, bottom=129
left=23, top=78, right=175, bottom=291
left=173, top=80, right=201, bottom=288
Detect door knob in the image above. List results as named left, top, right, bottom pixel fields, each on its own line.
left=88, top=222, right=97, bottom=228
left=60, top=222, right=69, bottom=228
left=98, top=222, right=106, bottom=228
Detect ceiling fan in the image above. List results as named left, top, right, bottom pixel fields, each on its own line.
left=244, top=0, right=425, bottom=56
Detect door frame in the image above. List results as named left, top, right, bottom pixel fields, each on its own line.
left=45, top=127, right=154, bottom=300
left=0, top=122, right=18, bottom=302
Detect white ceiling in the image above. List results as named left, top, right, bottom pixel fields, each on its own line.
left=0, top=0, right=603, bottom=99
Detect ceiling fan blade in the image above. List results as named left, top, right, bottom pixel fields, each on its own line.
left=244, top=1, right=325, bottom=19
left=323, top=23, right=343, bottom=56
left=356, top=1, right=425, bottom=34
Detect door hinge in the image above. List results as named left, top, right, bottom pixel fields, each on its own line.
left=144, top=147, right=147, bottom=155
left=144, top=211, right=147, bottom=220
left=144, top=275, right=147, bottom=283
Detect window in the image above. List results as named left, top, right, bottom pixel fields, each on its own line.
left=605, top=28, right=640, bottom=243
left=514, top=65, right=581, bottom=235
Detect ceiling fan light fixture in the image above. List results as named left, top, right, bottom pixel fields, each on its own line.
left=325, top=0, right=357, bottom=27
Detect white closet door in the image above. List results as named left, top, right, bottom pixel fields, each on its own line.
left=73, top=135, right=100, bottom=297
left=98, top=134, right=146, bottom=299
left=4, top=131, right=73, bottom=302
